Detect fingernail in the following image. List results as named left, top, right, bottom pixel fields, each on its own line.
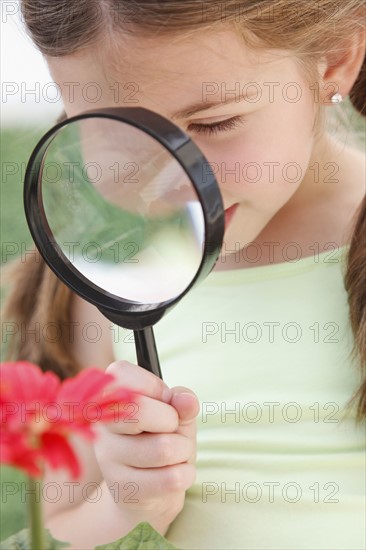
left=172, top=391, right=196, bottom=402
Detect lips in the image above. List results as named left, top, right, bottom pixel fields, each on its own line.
left=224, top=203, right=239, bottom=228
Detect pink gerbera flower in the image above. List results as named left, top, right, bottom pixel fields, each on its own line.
left=0, top=361, right=136, bottom=479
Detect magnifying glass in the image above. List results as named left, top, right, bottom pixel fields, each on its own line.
left=24, top=107, right=224, bottom=380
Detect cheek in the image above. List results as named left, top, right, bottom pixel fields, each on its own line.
left=197, top=102, right=315, bottom=212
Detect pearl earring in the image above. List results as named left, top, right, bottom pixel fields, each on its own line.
left=330, top=93, right=343, bottom=104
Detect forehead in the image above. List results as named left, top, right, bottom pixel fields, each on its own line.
left=48, top=27, right=296, bottom=116
left=107, top=28, right=260, bottom=79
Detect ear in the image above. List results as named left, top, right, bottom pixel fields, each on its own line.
left=318, top=26, right=366, bottom=103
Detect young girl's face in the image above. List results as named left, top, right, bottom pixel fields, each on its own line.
left=47, top=27, right=321, bottom=254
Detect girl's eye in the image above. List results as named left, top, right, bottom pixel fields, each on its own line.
left=187, top=115, right=246, bottom=136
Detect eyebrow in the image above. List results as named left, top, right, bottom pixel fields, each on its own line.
left=171, top=94, right=252, bottom=121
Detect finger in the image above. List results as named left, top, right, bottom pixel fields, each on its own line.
left=113, top=432, right=195, bottom=468
left=109, top=463, right=196, bottom=504
left=170, top=386, right=200, bottom=424
left=103, top=394, right=179, bottom=435
left=106, top=361, right=172, bottom=403
left=169, top=387, right=199, bottom=446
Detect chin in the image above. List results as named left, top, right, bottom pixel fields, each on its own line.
left=221, top=225, right=264, bottom=256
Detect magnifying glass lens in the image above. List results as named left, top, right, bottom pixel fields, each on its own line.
left=41, top=118, right=205, bottom=304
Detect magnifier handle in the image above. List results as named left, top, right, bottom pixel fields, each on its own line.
left=134, top=327, right=163, bottom=380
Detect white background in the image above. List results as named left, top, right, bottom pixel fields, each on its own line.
left=1, top=0, right=62, bottom=126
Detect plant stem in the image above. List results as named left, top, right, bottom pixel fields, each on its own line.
left=27, top=476, right=44, bottom=550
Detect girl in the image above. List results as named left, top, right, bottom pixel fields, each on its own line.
left=4, top=1, right=366, bottom=548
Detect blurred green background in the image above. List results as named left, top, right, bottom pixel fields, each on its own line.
left=1, top=128, right=45, bottom=269
left=1, top=127, right=47, bottom=541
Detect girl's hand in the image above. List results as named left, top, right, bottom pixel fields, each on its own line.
left=93, top=360, right=200, bottom=532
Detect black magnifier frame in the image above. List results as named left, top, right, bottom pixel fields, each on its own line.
left=24, top=107, right=224, bottom=379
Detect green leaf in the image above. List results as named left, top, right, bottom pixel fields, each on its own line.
left=0, top=528, right=69, bottom=549
left=95, top=522, right=179, bottom=550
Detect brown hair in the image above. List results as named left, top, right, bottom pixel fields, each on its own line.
left=3, top=1, right=366, bottom=417
left=3, top=249, right=77, bottom=379
left=344, top=195, right=366, bottom=418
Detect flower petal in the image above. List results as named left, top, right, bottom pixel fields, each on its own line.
left=57, top=368, right=114, bottom=405
left=96, top=389, right=138, bottom=423
left=0, top=430, right=43, bottom=478
left=0, top=362, right=60, bottom=404
left=41, top=432, right=82, bottom=479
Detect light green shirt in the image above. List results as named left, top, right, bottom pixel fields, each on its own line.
left=112, top=245, right=366, bottom=549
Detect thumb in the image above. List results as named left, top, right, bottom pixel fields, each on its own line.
left=170, top=387, right=199, bottom=464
